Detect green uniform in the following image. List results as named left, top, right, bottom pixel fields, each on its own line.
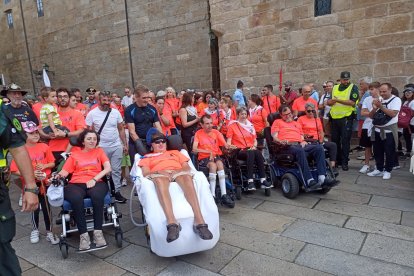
left=0, top=102, right=26, bottom=276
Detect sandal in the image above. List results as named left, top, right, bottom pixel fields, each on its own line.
left=193, top=224, right=213, bottom=240
left=166, top=223, right=181, bottom=243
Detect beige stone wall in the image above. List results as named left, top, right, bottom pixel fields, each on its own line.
left=0, top=0, right=213, bottom=94
left=210, top=0, right=414, bottom=94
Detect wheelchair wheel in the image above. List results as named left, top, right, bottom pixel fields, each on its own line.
left=59, top=241, right=69, bottom=259
left=281, top=173, right=300, bottom=199
left=115, top=230, right=123, bottom=248
left=235, top=186, right=242, bottom=200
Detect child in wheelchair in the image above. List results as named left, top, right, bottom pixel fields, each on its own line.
left=10, top=121, right=59, bottom=245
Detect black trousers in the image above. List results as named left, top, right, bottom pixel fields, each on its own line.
left=64, top=182, right=108, bottom=234
left=0, top=241, right=21, bottom=276
left=32, top=192, right=52, bottom=231
left=237, top=149, right=266, bottom=179
left=402, top=126, right=414, bottom=153
left=330, top=116, right=353, bottom=165
left=373, top=132, right=396, bottom=173
left=323, top=142, right=337, bottom=162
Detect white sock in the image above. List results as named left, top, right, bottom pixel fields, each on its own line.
left=217, top=170, right=226, bottom=196
left=260, top=178, right=266, bottom=183
left=318, top=175, right=325, bottom=184
left=208, top=173, right=217, bottom=196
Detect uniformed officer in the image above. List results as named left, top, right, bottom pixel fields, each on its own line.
left=327, top=71, right=359, bottom=171
left=0, top=87, right=39, bottom=276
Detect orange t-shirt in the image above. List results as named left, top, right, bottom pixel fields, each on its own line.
left=165, top=98, right=180, bottom=112
left=249, top=107, right=268, bottom=133
left=162, top=104, right=176, bottom=128
left=138, top=150, right=189, bottom=173
left=62, top=148, right=109, bottom=184
left=297, top=116, right=323, bottom=140
left=32, top=102, right=43, bottom=121
left=196, top=102, right=208, bottom=116
left=194, top=129, right=226, bottom=160
left=227, top=122, right=256, bottom=149
left=113, top=104, right=125, bottom=118
left=10, top=143, right=55, bottom=177
left=159, top=110, right=175, bottom=135
left=292, top=97, right=318, bottom=112
left=262, top=95, right=281, bottom=114
left=200, top=109, right=220, bottom=126
left=219, top=109, right=236, bottom=136
left=49, top=108, right=86, bottom=152
left=271, top=119, right=303, bottom=142
left=74, top=103, right=89, bottom=117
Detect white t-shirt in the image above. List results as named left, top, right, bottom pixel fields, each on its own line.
left=85, top=108, right=123, bottom=148
left=374, top=95, right=402, bottom=133
left=318, top=93, right=331, bottom=119
left=121, top=95, right=133, bottom=107
left=362, top=96, right=375, bottom=130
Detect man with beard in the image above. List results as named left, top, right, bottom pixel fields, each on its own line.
left=261, top=84, right=281, bottom=114
left=86, top=91, right=128, bottom=203
left=280, top=81, right=298, bottom=107
left=48, top=89, right=86, bottom=161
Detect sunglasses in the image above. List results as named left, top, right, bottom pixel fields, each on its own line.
left=153, top=139, right=167, bottom=145
left=306, top=110, right=315, bottom=113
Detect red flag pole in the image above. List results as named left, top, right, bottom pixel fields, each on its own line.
left=279, top=66, right=283, bottom=92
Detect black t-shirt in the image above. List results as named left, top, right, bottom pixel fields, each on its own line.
left=125, top=103, right=159, bottom=139
left=3, top=103, right=39, bottom=125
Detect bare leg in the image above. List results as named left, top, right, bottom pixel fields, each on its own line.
left=152, top=177, right=177, bottom=225
left=175, top=174, right=205, bottom=225
left=364, top=147, right=372, bottom=166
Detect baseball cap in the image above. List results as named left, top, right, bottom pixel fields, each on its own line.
left=86, top=87, right=97, bottom=94
left=403, top=87, right=414, bottom=93
left=1, top=83, right=28, bottom=97
left=340, top=71, right=351, bottom=80
left=47, top=184, right=64, bottom=207
left=21, top=121, right=39, bottom=133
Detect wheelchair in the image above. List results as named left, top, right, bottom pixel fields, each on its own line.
left=193, top=151, right=236, bottom=207
left=226, top=147, right=275, bottom=199
left=130, top=134, right=219, bottom=257
left=264, top=112, right=339, bottom=199
left=54, top=138, right=123, bottom=259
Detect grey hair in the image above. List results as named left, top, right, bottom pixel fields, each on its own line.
left=236, top=106, right=248, bottom=115
left=359, top=76, right=372, bottom=84
left=305, top=102, right=315, bottom=110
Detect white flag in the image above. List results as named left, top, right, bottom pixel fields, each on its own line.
left=43, top=69, right=51, bottom=87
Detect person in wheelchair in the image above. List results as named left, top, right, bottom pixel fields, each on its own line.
left=138, top=132, right=213, bottom=243
left=297, top=103, right=338, bottom=169
left=51, top=129, right=111, bottom=251
left=226, top=107, right=273, bottom=191
left=271, top=105, right=332, bottom=188
left=192, top=114, right=234, bottom=207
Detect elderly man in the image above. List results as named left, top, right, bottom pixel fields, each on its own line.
left=291, top=85, right=318, bottom=117
left=318, top=81, right=334, bottom=138
left=193, top=115, right=234, bottom=208
left=367, top=83, right=401, bottom=180
left=86, top=91, right=128, bottom=203
left=327, top=71, right=359, bottom=171
left=121, top=86, right=133, bottom=108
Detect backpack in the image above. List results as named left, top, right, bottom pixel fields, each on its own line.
left=398, top=103, right=413, bottom=129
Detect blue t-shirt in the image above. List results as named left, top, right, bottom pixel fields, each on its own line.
left=310, top=90, right=319, bottom=102
left=233, top=89, right=245, bottom=106
left=125, top=104, right=159, bottom=140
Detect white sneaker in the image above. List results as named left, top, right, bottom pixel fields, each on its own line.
left=18, top=194, right=22, bottom=207
left=393, top=165, right=400, bottom=170
left=46, top=231, right=60, bottom=245
left=383, top=171, right=391, bottom=180
left=121, top=179, right=127, bottom=187
left=367, top=169, right=384, bottom=177
left=30, top=230, right=39, bottom=244
left=359, top=165, right=370, bottom=174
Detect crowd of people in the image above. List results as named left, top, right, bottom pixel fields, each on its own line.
left=0, top=70, right=413, bottom=252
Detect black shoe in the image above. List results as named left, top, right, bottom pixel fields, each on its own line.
left=221, top=194, right=235, bottom=208
left=166, top=223, right=181, bottom=243
left=114, top=192, right=127, bottom=204
left=247, top=182, right=256, bottom=191
left=308, top=179, right=319, bottom=188
left=323, top=178, right=339, bottom=187
left=260, top=180, right=273, bottom=189
left=341, top=164, right=349, bottom=171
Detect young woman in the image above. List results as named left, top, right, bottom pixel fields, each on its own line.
left=179, top=92, right=200, bottom=151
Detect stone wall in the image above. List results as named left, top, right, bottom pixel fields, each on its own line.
left=0, top=0, right=213, bottom=94
left=209, top=0, right=414, bottom=94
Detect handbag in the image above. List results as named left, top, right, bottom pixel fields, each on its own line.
left=372, top=97, right=396, bottom=126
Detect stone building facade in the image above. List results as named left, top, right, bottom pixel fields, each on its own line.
left=0, top=0, right=413, bottom=95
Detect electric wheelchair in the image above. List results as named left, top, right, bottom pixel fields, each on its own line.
left=264, top=112, right=339, bottom=199
left=53, top=137, right=123, bottom=259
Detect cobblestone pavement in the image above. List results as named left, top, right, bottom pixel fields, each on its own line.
left=10, top=154, right=414, bottom=276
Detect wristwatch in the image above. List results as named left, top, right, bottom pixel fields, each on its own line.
left=24, top=186, right=40, bottom=195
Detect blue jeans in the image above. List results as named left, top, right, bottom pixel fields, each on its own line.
left=282, top=144, right=326, bottom=182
